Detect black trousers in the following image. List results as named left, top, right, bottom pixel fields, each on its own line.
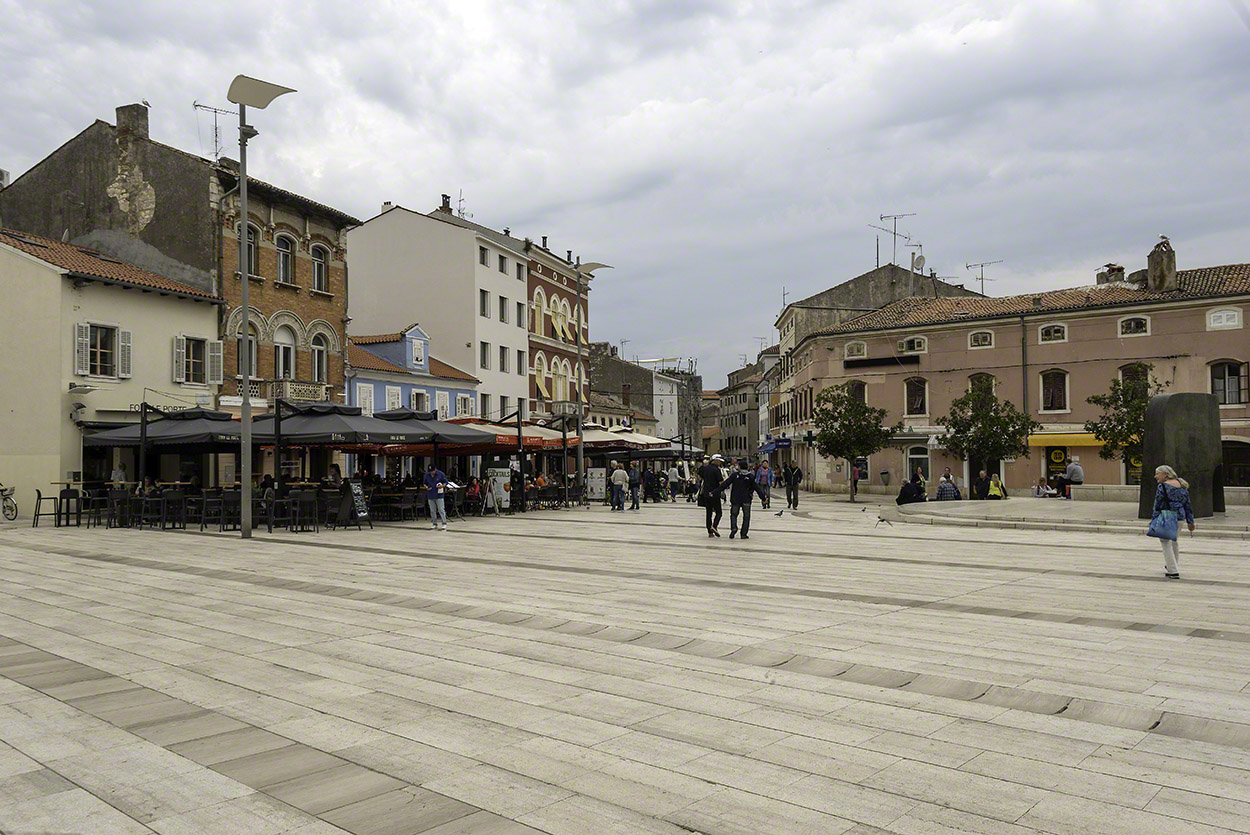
left=786, top=483, right=798, bottom=508
left=705, top=497, right=722, bottom=532
left=730, top=502, right=751, bottom=536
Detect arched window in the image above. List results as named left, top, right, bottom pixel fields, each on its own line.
left=1039, top=323, right=1067, bottom=343
left=548, top=295, right=564, bottom=341
left=1118, top=315, right=1150, bottom=337
left=237, top=323, right=259, bottom=378
left=969, top=330, right=993, bottom=349
left=560, top=299, right=573, bottom=342
left=904, top=377, right=927, bottom=416
left=969, top=373, right=995, bottom=394
left=847, top=380, right=867, bottom=403
left=241, top=224, right=259, bottom=276
left=276, top=235, right=295, bottom=284
left=310, top=334, right=328, bottom=383
left=1211, top=360, right=1248, bottom=405
left=574, top=305, right=584, bottom=344
left=1119, top=363, right=1147, bottom=386
left=844, top=341, right=866, bottom=359
left=533, top=352, right=549, bottom=400
left=1040, top=369, right=1069, bottom=412
left=532, top=289, right=546, bottom=335
left=311, top=246, right=329, bottom=292
left=274, top=325, right=297, bottom=380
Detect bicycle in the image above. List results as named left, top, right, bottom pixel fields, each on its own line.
left=1, top=482, right=17, bottom=521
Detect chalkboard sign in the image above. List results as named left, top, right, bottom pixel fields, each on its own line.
left=348, top=481, right=370, bottom=520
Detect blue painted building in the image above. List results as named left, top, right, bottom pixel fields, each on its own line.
left=347, top=323, right=479, bottom=418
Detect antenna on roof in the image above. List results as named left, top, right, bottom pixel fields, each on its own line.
left=965, top=260, right=1004, bottom=294
left=877, top=213, right=916, bottom=265
left=755, top=336, right=768, bottom=353
left=192, top=101, right=238, bottom=162
left=456, top=190, right=473, bottom=220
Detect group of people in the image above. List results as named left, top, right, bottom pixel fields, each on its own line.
left=897, top=466, right=1008, bottom=505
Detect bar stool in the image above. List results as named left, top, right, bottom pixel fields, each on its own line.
left=31, top=489, right=60, bottom=528
left=57, top=488, right=82, bottom=527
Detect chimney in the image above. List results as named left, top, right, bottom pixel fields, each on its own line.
left=566, top=250, right=573, bottom=262
left=1096, top=264, right=1125, bottom=284
left=0, top=168, right=9, bottom=189
left=381, top=201, right=393, bottom=213
left=541, top=235, right=548, bottom=248
left=439, top=194, right=451, bottom=213
left=1147, top=240, right=1177, bottom=292
left=115, top=104, right=149, bottom=140
left=621, top=384, right=631, bottom=406
left=1031, top=296, right=1043, bottom=308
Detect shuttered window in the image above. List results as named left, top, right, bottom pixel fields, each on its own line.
left=356, top=383, right=374, bottom=416
left=207, top=340, right=224, bottom=385
left=81, top=324, right=128, bottom=378
left=174, top=336, right=208, bottom=384
left=386, top=386, right=402, bottom=411
left=410, top=390, right=428, bottom=412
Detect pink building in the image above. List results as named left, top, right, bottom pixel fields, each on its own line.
left=780, top=247, right=1250, bottom=496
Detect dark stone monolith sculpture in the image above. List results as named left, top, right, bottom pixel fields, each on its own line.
left=1138, top=393, right=1224, bottom=519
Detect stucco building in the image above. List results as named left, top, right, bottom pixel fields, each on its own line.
left=0, top=229, right=221, bottom=505
left=0, top=104, right=359, bottom=420
left=588, top=343, right=702, bottom=442
left=785, top=245, right=1250, bottom=495
left=717, top=361, right=761, bottom=459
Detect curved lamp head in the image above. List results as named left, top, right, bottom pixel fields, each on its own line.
left=228, top=75, right=296, bottom=109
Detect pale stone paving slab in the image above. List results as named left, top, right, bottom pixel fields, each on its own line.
left=2, top=496, right=1250, bottom=832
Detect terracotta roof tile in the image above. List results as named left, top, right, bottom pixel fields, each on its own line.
left=347, top=341, right=479, bottom=383
left=0, top=228, right=220, bottom=301
left=351, top=323, right=420, bottom=345
left=817, top=264, right=1250, bottom=336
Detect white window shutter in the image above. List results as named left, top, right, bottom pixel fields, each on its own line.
left=74, top=323, right=90, bottom=375
left=357, top=383, right=373, bottom=416
left=172, top=336, right=186, bottom=383
left=386, top=386, right=402, bottom=411
left=207, top=341, right=224, bottom=385
left=436, top=391, right=449, bottom=419
left=118, top=330, right=133, bottom=378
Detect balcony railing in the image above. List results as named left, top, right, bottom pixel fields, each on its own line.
left=270, top=379, right=331, bottom=402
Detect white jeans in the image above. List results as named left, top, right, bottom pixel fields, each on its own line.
left=1160, top=539, right=1180, bottom=574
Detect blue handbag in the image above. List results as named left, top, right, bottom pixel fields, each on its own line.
left=1148, top=509, right=1178, bottom=540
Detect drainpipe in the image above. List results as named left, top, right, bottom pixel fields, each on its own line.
left=214, top=180, right=240, bottom=416
left=1020, top=314, right=1029, bottom=429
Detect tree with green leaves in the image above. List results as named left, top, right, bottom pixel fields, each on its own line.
left=811, top=382, right=902, bottom=502
left=937, top=376, right=1041, bottom=477
left=1084, top=362, right=1167, bottom=481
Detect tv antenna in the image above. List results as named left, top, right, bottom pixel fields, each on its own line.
left=879, top=213, right=916, bottom=265
left=755, top=336, right=769, bottom=353
left=966, top=259, right=1004, bottom=294
left=192, top=101, right=237, bottom=161
left=456, top=190, right=473, bottom=219
left=738, top=353, right=749, bottom=367
left=905, top=242, right=925, bottom=274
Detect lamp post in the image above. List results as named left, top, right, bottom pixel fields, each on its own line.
left=227, top=75, right=296, bottom=538
left=572, top=260, right=611, bottom=504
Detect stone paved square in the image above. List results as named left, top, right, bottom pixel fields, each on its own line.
left=2, top=496, right=1249, bottom=834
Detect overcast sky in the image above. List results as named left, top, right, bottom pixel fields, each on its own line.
left=3, top=1, right=1249, bottom=386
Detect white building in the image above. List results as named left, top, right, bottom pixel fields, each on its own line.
left=346, top=201, right=531, bottom=422
left=0, top=229, right=221, bottom=508
left=651, top=371, right=681, bottom=438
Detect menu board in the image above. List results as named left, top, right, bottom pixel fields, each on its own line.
left=348, top=481, right=370, bottom=520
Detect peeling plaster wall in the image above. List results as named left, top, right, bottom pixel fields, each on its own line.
left=0, top=120, right=215, bottom=293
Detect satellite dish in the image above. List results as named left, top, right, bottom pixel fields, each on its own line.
left=914, top=255, right=926, bottom=273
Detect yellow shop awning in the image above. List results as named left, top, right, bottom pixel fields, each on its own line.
left=1028, top=433, right=1102, bottom=447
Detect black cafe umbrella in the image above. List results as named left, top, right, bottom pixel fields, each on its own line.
left=250, top=402, right=432, bottom=446
left=82, top=407, right=243, bottom=448
left=373, top=408, right=498, bottom=445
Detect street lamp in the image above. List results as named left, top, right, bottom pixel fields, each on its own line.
left=227, top=75, right=296, bottom=538
left=571, top=260, right=611, bottom=503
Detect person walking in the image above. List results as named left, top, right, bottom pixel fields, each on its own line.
left=755, top=461, right=772, bottom=509
left=667, top=464, right=680, bottom=502
left=698, top=455, right=726, bottom=537
left=424, top=463, right=449, bottom=530
left=609, top=461, right=628, bottom=511
left=850, top=462, right=860, bottom=500
left=726, top=459, right=767, bottom=539
left=782, top=461, right=803, bottom=509
left=627, top=463, right=641, bottom=511
left=1149, top=465, right=1195, bottom=579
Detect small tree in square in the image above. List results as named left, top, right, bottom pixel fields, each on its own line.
left=811, top=382, right=902, bottom=502
left=1084, top=362, right=1167, bottom=478
left=937, top=376, right=1041, bottom=475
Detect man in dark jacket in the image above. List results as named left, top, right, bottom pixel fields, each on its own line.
left=698, top=455, right=725, bottom=537
left=627, top=464, right=641, bottom=511
left=972, top=469, right=990, bottom=501
left=782, top=462, right=803, bottom=509
left=725, top=459, right=767, bottom=539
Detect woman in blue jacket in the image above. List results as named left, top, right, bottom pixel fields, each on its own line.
left=1150, top=465, right=1195, bottom=579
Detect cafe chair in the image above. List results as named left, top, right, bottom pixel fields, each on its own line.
left=106, top=489, right=131, bottom=528
left=32, top=489, right=60, bottom=528
left=58, top=488, right=83, bottom=527
left=291, top=490, right=320, bottom=533
left=159, top=490, right=187, bottom=531
left=83, top=488, right=109, bottom=529
left=396, top=488, right=418, bottom=522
